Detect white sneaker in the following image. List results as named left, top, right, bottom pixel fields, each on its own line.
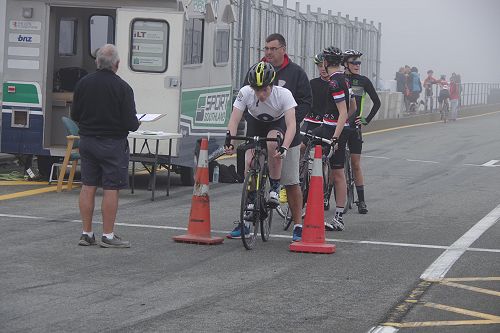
left=324, top=221, right=334, bottom=231
left=330, top=215, right=345, bottom=231
left=268, top=190, right=279, bottom=206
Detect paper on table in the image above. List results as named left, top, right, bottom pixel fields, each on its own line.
left=136, top=114, right=165, bottom=122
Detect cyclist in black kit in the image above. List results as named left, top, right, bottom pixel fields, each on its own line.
left=312, top=46, right=356, bottom=231
left=301, top=53, right=331, bottom=148
left=343, top=49, right=381, bottom=214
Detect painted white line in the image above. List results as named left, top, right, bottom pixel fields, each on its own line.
left=364, top=155, right=390, bottom=159
left=368, top=326, right=399, bottom=333
left=420, top=203, right=500, bottom=280
left=481, top=160, right=500, bottom=167
left=406, top=159, right=440, bottom=164
left=1, top=213, right=499, bottom=253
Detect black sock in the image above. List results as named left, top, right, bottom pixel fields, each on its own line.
left=270, top=178, right=280, bottom=191
left=356, top=185, right=365, bottom=202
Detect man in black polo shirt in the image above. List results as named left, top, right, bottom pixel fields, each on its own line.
left=72, top=44, right=140, bottom=248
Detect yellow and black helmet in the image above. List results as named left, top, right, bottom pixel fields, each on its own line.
left=248, top=62, right=276, bottom=88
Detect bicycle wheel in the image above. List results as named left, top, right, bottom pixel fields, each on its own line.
left=260, top=165, right=273, bottom=242
left=444, top=101, right=449, bottom=123
left=344, top=153, right=355, bottom=214
left=322, top=155, right=331, bottom=210
left=240, top=170, right=259, bottom=250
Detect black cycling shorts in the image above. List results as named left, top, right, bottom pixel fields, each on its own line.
left=246, top=115, right=286, bottom=138
left=347, top=128, right=363, bottom=154
left=311, top=125, right=350, bottom=169
left=79, top=136, right=130, bottom=190
left=438, top=90, right=450, bottom=103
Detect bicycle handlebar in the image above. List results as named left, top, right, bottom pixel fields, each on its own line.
left=225, top=131, right=283, bottom=148
left=299, top=131, right=332, bottom=145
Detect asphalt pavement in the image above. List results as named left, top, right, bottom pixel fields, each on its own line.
left=0, top=108, right=499, bottom=333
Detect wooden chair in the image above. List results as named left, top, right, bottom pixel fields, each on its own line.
left=56, top=117, right=80, bottom=192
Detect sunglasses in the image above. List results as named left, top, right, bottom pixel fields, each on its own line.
left=348, top=61, right=362, bottom=65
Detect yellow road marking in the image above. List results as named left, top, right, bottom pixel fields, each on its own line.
left=439, top=280, right=500, bottom=297
left=364, top=110, right=500, bottom=136
left=424, top=302, right=500, bottom=321
left=0, top=181, right=49, bottom=186
left=442, top=277, right=500, bottom=282
left=0, top=186, right=73, bottom=201
left=384, top=319, right=500, bottom=328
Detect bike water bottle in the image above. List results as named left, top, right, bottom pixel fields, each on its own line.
left=213, top=165, right=219, bottom=183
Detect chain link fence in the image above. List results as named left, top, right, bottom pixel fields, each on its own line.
left=231, top=0, right=382, bottom=89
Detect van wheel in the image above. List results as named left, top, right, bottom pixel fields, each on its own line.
left=180, top=166, right=194, bottom=186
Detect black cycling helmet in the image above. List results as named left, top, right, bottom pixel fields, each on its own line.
left=248, top=61, right=276, bottom=88
left=322, top=46, right=343, bottom=66
left=313, top=53, right=325, bottom=65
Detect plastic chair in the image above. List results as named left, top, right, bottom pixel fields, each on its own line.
left=56, top=116, right=80, bottom=192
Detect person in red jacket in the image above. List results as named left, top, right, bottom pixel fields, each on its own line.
left=449, top=76, right=460, bottom=121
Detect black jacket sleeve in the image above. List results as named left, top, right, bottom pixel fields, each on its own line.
left=293, top=67, right=312, bottom=123
left=120, top=84, right=140, bottom=132
left=71, top=81, right=83, bottom=123
left=364, top=79, right=381, bottom=124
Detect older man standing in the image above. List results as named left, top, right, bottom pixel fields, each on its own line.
left=262, top=33, right=312, bottom=242
left=72, top=44, right=140, bottom=248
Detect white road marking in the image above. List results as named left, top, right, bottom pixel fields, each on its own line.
left=406, top=159, right=440, bottom=164
left=1, top=213, right=499, bottom=253
left=421, top=202, right=500, bottom=280
left=481, top=160, right=500, bottom=167
left=369, top=203, right=500, bottom=332
left=368, top=326, right=399, bottom=333
left=364, top=155, right=391, bottom=159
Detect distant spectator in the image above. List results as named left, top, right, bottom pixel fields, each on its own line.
left=395, top=67, right=406, bottom=93
left=407, top=67, right=422, bottom=112
left=449, top=76, right=460, bottom=121
left=423, top=70, right=439, bottom=112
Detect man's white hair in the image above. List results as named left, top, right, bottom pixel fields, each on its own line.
left=96, top=44, right=120, bottom=70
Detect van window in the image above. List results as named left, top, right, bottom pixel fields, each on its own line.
left=90, top=15, right=115, bottom=57
left=184, top=18, right=204, bottom=65
left=214, top=29, right=230, bottom=65
left=130, top=20, right=169, bottom=73
left=59, top=18, right=77, bottom=56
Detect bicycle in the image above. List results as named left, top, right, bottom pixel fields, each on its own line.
left=280, top=131, right=332, bottom=231
left=440, top=97, right=450, bottom=123
left=226, top=133, right=282, bottom=250
left=344, top=144, right=355, bottom=213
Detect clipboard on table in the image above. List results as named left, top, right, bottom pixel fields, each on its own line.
left=136, top=113, right=166, bottom=122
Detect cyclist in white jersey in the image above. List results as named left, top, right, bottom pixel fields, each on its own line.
left=225, top=62, right=297, bottom=239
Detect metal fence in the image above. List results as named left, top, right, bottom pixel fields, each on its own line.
left=231, top=0, right=382, bottom=89
left=424, top=83, right=500, bottom=111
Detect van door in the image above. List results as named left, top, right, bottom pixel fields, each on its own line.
left=115, top=9, right=184, bottom=155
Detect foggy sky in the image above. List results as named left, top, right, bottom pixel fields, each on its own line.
left=1, top=0, right=499, bottom=83
left=284, top=0, right=500, bottom=83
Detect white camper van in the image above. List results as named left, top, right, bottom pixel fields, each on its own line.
left=1, top=0, right=235, bottom=184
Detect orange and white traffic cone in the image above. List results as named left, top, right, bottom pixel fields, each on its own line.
left=290, top=145, right=336, bottom=254
left=173, top=138, right=224, bottom=245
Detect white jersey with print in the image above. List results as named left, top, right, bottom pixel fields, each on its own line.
left=233, top=85, right=297, bottom=122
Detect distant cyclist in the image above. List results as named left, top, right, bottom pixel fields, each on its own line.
left=343, top=49, right=381, bottom=214
left=438, top=74, right=450, bottom=111
left=312, top=46, right=356, bottom=231
left=225, top=61, right=297, bottom=238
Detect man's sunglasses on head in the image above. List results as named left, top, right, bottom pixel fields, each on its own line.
left=348, top=61, right=362, bottom=65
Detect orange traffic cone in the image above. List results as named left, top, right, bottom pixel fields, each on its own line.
left=290, top=145, right=336, bottom=254
left=173, top=138, right=224, bottom=245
